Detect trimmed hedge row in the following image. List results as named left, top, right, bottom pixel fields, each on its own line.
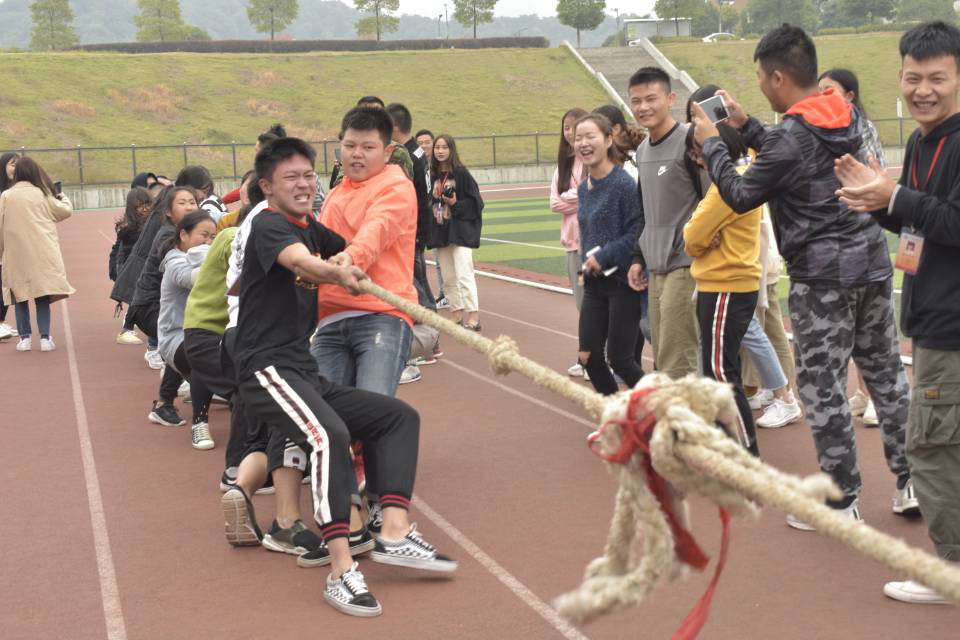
left=73, top=37, right=549, bottom=54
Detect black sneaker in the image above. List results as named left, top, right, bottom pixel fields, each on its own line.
left=262, top=520, right=323, bottom=556
left=147, top=402, right=185, bottom=427
left=324, top=562, right=382, bottom=617
left=219, top=468, right=238, bottom=492
left=365, top=500, right=383, bottom=535
left=298, top=527, right=376, bottom=568
left=221, top=487, right=263, bottom=546
left=371, top=523, right=458, bottom=573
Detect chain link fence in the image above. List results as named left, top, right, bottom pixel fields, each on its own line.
left=1, top=133, right=562, bottom=189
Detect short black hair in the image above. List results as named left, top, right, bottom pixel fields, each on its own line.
left=255, top=137, right=317, bottom=182
left=258, top=123, right=286, bottom=146
left=356, top=95, right=385, bottom=108
left=628, top=66, right=671, bottom=92
left=754, top=24, right=818, bottom=88
left=341, top=106, right=394, bottom=147
left=415, top=129, right=434, bottom=140
left=900, top=21, right=960, bottom=66
left=385, top=103, right=413, bottom=134
left=175, top=165, right=213, bottom=192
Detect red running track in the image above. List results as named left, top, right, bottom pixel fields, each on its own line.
left=1, top=209, right=958, bottom=640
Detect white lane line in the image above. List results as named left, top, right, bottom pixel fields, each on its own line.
left=412, top=495, right=590, bottom=640
left=62, top=301, right=129, bottom=640
left=480, top=237, right=568, bottom=252
left=441, top=358, right=596, bottom=429
left=97, top=229, right=113, bottom=243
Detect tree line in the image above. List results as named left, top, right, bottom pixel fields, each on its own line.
left=27, top=0, right=614, bottom=50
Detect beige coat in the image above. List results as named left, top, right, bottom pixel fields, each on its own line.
left=0, top=182, right=75, bottom=305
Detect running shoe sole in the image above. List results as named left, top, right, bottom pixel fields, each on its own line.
left=222, top=490, right=262, bottom=546
left=370, top=551, right=459, bottom=573
left=883, top=582, right=949, bottom=604
left=192, top=440, right=215, bottom=451
left=298, top=536, right=376, bottom=568
left=147, top=412, right=185, bottom=427
left=323, top=592, right=382, bottom=617
left=893, top=501, right=922, bottom=516
left=261, top=535, right=309, bottom=556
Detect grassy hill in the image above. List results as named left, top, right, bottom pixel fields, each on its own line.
left=658, top=33, right=910, bottom=146
left=0, top=48, right=609, bottom=184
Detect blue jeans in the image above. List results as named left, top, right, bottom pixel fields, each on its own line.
left=15, top=297, right=51, bottom=338
left=310, top=313, right=413, bottom=397
left=311, top=313, right=413, bottom=502
left=741, top=315, right=788, bottom=391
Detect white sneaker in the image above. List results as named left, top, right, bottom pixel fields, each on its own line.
left=144, top=349, right=163, bottom=370
left=40, top=337, right=56, bottom=352
left=116, top=330, right=143, bottom=345
left=178, top=381, right=191, bottom=401
left=748, top=388, right=775, bottom=411
left=191, top=421, right=215, bottom=450
left=849, top=389, right=869, bottom=417
left=787, top=499, right=862, bottom=532
left=15, top=337, right=31, bottom=352
left=399, top=364, right=422, bottom=385
left=862, top=400, right=879, bottom=426
left=0, top=322, right=14, bottom=340
left=567, top=363, right=585, bottom=377
left=757, top=396, right=802, bottom=429
left=883, top=580, right=949, bottom=604
left=893, top=478, right=921, bottom=516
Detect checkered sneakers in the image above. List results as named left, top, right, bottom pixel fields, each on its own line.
left=324, top=562, right=381, bottom=617
left=371, top=523, right=458, bottom=573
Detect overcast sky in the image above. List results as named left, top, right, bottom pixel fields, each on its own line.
left=397, top=0, right=658, bottom=19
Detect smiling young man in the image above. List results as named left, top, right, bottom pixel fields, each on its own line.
left=626, top=66, right=702, bottom=381
left=835, top=21, right=960, bottom=605
left=690, top=24, right=913, bottom=527
left=234, top=137, right=455, bottom=617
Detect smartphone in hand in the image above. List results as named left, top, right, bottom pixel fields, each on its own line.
left=52, top=181, right=63, bottom=195
left=697, top=95, right=729, bottom=124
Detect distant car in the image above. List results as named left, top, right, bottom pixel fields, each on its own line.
left=628, top=39, right=644, bottom=47
left=702, top=32, right=737, bottom=42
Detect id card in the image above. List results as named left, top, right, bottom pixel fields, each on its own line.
left=895, top=232, right=924, bottom=275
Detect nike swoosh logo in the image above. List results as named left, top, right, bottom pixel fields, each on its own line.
left=657, top=166, right=668, bottom=176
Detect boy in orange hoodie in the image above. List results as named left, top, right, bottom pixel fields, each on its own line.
left=310, top=106, right=419, bottom=531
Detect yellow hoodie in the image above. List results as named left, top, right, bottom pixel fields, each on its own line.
left=683, top=163, right=761, bottom=293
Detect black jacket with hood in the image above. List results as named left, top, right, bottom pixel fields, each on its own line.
left=110, top=208, right=167, bottom=304
left=872, top=112, right=960, bottom=350
left=702, top=91, right=892, bottom=287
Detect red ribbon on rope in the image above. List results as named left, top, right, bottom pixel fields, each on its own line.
left=587, top=387, right=731, bottom=640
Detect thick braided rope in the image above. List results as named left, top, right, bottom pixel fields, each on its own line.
left=358, top=279, right=960, bottom=610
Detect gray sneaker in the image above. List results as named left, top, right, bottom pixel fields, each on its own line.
left=787, top=500, right=862, bottom=532
left=893, top=479, right=921, bottom=516
left=262, top=519, right=322, bottom=555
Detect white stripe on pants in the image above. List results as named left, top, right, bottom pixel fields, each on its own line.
left=436, top=244, right=479, bottom=313
left=254, top=366, right=332, bottom=524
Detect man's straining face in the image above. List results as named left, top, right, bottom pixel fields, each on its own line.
left=260, top=154, right=317, bottom=218
left=341, top=128, right=391, bottom=182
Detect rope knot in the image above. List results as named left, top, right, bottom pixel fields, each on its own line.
left=487, top=335, right=519, bottom=376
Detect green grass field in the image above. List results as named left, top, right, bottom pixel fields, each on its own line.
left=658, top=33, right=911, bottom=147
left=479, top=196, right=905, bottom=326
left=0, top=48, right=609, bottom=184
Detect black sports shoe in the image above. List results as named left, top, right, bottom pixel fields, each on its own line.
left=298, top=527, right=376, bottom=568
left=219, top=468, right=238, bottom=492
left=365, top=500, right=383, bottom=535
left=262, top=520, right=323, bottom=556
left=148, top=402, right=185, bottom=427
left=221, top=487, right=263, bottom=546
left=324, top=562, right=381, bottom=617
left=371, top=523, right=458, bottom=573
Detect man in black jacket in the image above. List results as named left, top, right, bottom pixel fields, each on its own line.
left=837, top=21, right=960, bottom=605
left=387, top=102, right=437, bottom=311
left=691, top=24, right=914, bottom=526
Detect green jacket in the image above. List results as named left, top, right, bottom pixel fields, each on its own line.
left=184, top=227, right=237, bottom=334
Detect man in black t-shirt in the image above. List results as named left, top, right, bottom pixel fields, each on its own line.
left=230, top=137, right=457, bottom=618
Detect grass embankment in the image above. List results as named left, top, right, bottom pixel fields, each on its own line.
left=659, top=33, right=912, bottom=146
left=0, top=48, right=609, bottom=184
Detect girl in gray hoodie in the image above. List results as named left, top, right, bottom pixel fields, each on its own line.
left=158, top=211, right=216, bottom=450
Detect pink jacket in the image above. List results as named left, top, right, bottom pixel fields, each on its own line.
left=550, top=160, right=584, bottom=252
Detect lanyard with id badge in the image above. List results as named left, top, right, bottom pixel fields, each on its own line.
left=895, top=136, right=947, bottom=275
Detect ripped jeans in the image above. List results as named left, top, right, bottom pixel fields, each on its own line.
left=310, top=313, right=412, bottom=398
